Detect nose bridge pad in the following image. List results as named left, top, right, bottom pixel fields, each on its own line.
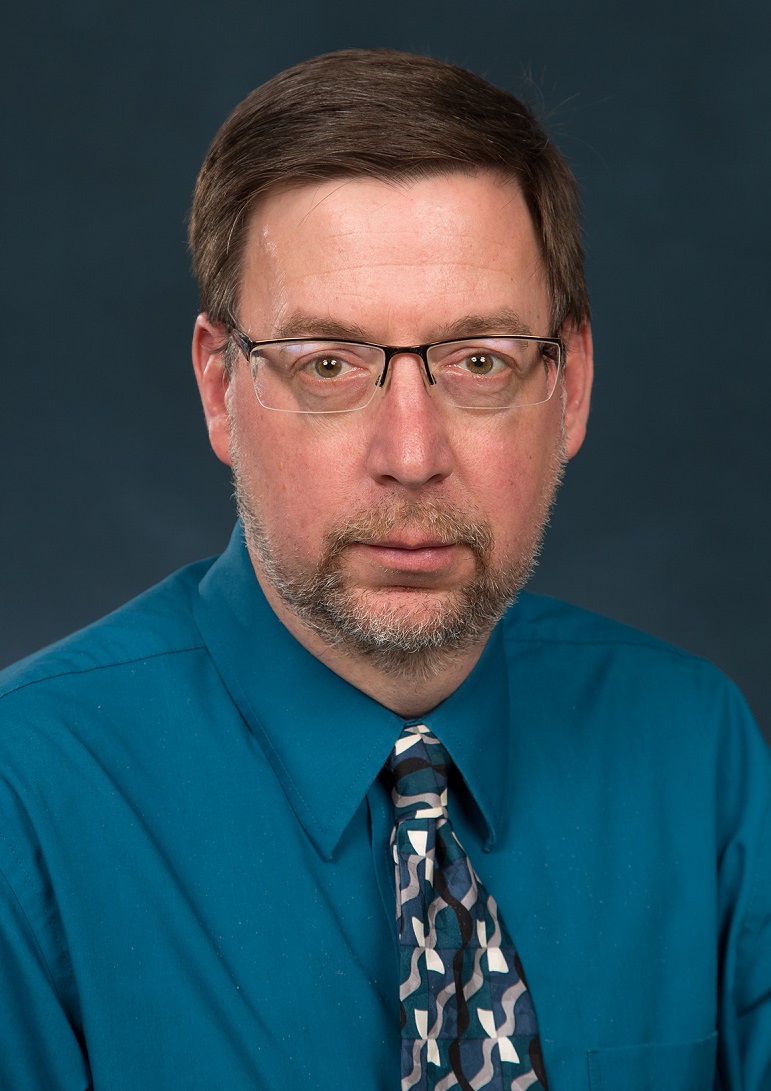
left=376, top=347, right=437, bottom=392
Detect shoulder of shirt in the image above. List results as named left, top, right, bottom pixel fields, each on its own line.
left=505, top=591, right=764, bottom=741
left=508, top=589, right=731, bottom=674
left=0, top=555, right=216, bottom=702
left=510, top=593, right=702, bottom=658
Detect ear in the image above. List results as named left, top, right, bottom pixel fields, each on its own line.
left=192, top=313, right=232, bottom=467
left=560, top=318, right=593, bottom=460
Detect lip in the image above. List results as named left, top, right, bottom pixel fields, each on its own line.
left=354, top=540, right=461, bottom=575
left=366, top=537, right=451, bottom=550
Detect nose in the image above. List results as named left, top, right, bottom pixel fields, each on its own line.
left=365, top=353, right=454, bottom=489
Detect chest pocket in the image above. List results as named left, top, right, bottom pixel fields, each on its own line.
left=587, top=1032, right=717, bottom=1091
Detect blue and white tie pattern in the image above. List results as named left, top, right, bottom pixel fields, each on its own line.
left=387, top=723, right=548, bottom=1090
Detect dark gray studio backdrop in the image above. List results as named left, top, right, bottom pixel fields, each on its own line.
left=2, top=1, right=769, bottom=738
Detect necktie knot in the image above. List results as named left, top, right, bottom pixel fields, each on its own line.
left=387, top=724, right=450, bottom=822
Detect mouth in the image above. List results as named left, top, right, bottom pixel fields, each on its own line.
left=351, top=539, right=464, bottom=577
left=367, top=535, right=453, bottom=550
left=320, top=500, right=491, bottom=585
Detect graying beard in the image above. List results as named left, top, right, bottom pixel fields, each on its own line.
left=290, top=568, right=529, bottom=679
left=234, top=483, right=557, bottom=680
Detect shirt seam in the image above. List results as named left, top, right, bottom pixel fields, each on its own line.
left=0, top=643, right=208, bottom=702
left=503, top=634, right=703, bottom=661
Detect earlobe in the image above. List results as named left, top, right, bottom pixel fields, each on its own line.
left=561, top=318, right=594, bottom=460
left=192, top=313, right=233, bottom=467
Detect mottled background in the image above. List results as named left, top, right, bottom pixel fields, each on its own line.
left=2, top=0, right=769, bottom=737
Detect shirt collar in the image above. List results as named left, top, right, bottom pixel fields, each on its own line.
left=193, top=524, right=510, bottom=860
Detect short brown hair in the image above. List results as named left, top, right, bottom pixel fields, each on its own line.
left=189, top=48, right=589, bottom=332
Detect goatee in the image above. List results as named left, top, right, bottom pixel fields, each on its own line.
left=233, top=466, right=563, bottom=680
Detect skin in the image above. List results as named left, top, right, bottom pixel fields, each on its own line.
left=193, top=172, right=593, bottom=716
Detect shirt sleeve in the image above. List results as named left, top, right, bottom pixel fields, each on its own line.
left=0, top=854, right=91, bottom=1089
left=716, top=685, right=771, bottom=1091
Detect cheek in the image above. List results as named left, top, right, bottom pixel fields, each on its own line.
left=458, top=416, right=562, bottom=538
left=232, top=409, right=365, bottom=551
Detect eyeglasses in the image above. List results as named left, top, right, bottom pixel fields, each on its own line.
left=228, top=328, right=563, bottom=415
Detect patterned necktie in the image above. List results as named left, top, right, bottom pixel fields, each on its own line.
left=387, top=723, right=548, bottom=1091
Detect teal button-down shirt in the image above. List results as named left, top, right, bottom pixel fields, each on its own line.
left=0, top=525, right=768, bottom=1089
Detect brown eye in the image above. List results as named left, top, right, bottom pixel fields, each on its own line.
left=462, top=353, right=496, bottom=375
left=312, top=355, right=345, bottom=378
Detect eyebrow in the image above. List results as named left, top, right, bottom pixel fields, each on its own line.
left=270, top=307, right=535, bottom=343
left=442, top=309, right=533, bottom=339
left=272, top=314, right=371, bottom=340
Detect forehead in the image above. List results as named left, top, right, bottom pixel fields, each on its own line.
left=238, top=171, right=549, bottom=341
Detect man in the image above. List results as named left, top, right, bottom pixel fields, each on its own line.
left=0, top=48, right=768, bottom=1091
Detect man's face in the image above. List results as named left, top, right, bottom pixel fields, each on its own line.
left=195, top=172, right=592, bottom=674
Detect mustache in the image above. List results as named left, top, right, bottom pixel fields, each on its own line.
left=321, top=500, right=493, bottom=562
